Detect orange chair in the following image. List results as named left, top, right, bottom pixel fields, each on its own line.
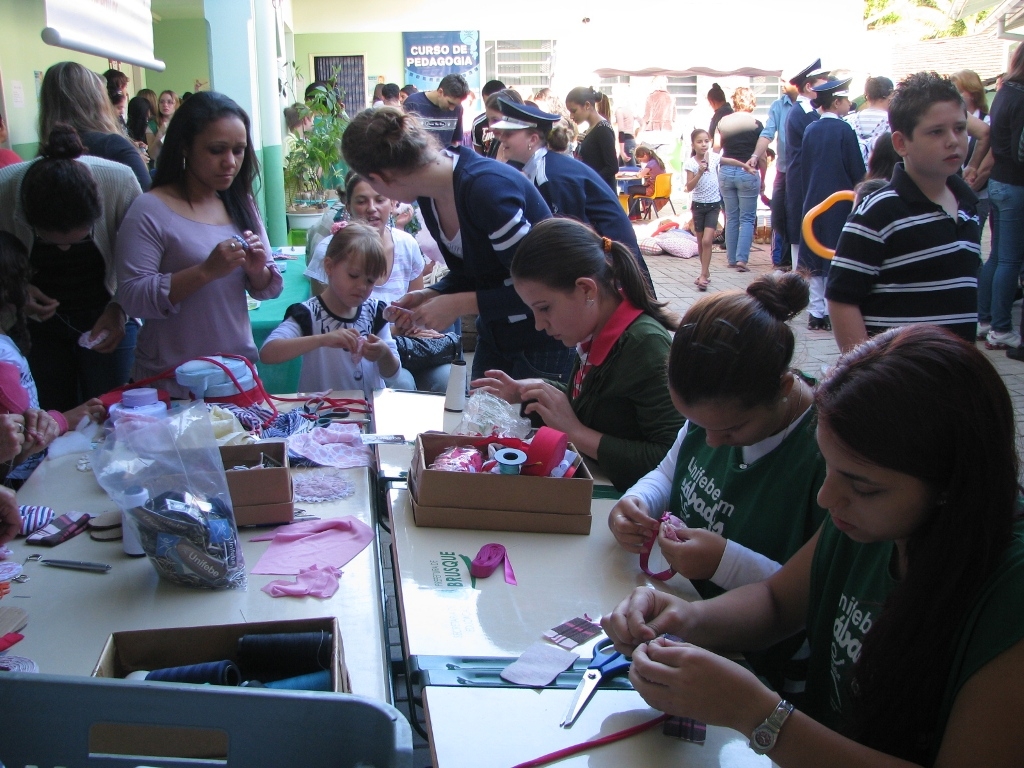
left=634, top=173, right=676, bottom=220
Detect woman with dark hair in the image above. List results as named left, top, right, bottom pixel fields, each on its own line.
left=472, top=218, right=680, bottom=491
left=115, top=92, right=282, bottom=396
left=565, top=86, right=617, bottom=191
left=0, top=123, right=142, bottom=411
left=707, top=82, right=733, bottom=140
left=604, top=324, right=1024, bottom=767
left=491, top=98, right=654, bottom=292
left=126, top=96, right=152, bottom=146
left=852, top=131, right=899, bottom=204
left=38, top=62, right=150, bottom=190
left=342, top=105, right=574, bottom=383
left=607, top=271, right=826, bottom=692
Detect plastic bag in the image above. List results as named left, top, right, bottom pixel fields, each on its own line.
left=91, top=403, right=246, bottom=590
left=453, top=391, right=531, bottom=439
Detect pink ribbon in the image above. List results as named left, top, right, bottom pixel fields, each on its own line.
left=471, top=543, right=517, bottom=585
left=639, top=511, right=676, bottom=581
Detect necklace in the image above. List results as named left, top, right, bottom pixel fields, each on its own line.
left=777, top=385, right=810, bottom=443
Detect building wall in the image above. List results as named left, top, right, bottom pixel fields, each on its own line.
left=148, top=19, right=212, bottom=98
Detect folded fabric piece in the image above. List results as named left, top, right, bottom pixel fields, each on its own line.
left=287, top=423, right=373, bottom=469
left=26, top=511, right=91, bottom=546
left=250, top=516, right=374, bottom=575
left=261, top=565, right=343, bottom=598
left=500, top=641, right=578, bottom=686
left=19, top=505, right=55, bottom=536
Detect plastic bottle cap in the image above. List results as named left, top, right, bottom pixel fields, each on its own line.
left=122, top=388, right=159, bottom=408
left=120, top=485, right=150, bottom=509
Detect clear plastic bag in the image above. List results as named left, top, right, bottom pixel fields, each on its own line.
left=91, top=403, right=246, bottom=590
left=452, top=391, right=531, bottom=438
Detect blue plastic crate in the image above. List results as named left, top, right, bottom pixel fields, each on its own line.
left=0, top=673, right=413, bottom=767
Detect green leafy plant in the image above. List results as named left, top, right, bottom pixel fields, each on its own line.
left=284, top=71, right=349, bottom=212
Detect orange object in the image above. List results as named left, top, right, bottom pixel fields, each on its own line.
left=801, top=190, right=855, bottom=260
left=653, top=219, right=680, bottom=236
left=0, top=582, right=10, bottom=599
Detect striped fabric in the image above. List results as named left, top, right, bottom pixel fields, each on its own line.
left=18, top=505, right=54, bottom=537
left=826, top=164, right=981, bottom=343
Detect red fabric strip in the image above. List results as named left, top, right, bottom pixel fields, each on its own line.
left=639, top=512, right=675, bottom=581
left=511, top=714, right=670, bottom=768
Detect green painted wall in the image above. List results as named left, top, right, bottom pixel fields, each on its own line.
left=293, top=32, right=402, bottom=110
left=149, top=19, right=211, bottom=97
left=0, top=0, right=116, bottom=155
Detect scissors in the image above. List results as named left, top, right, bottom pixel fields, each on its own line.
left=560, top=638, right=631, bottom=727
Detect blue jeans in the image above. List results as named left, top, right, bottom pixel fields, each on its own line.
left=719, top=165, right=759, bottom=265
left=983, top=180, right=1024, bottom=333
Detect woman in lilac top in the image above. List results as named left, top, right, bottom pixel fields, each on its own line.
left=116, top=92, right=282, bottom=397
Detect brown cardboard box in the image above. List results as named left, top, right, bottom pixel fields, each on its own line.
left=409, top=433, right=593, bottom=534
left=90, top=617, right=347, bottom=759
left=220, top=441, right=293, bottom=526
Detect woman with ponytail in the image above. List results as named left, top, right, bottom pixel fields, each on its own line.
left=604, top=324, right=1024, bottom=767
left=472, top=218, right=681, bottom=491
left=608, top=271, right=827, bottom=693
left=342, top=106, right=575, bottom=383
left=565, top=86, right=618, bottom=191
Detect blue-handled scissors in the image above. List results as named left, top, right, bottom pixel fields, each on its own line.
left=560, top=638, right=631, bottom=727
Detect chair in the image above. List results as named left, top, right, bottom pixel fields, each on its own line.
left=635, top=173, right=676, bottom=220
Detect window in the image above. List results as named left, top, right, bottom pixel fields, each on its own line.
left=599, top=75, right=629, bottom=98
left=667, top=75, right=698, bottom=120
left=748, top=76, right=782, bottom=120
left=313, top=55, right=365, bottom=110
left=483, top=40, right=555, bottom=93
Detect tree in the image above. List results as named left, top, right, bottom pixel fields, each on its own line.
left=864, top=0, right=990, bottom=38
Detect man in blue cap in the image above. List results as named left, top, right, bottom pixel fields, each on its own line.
left=784, top=60, right=831, bottom=273
left=492, top=97, right=655, bottom=295
left=799, top=77, right=866, bottom=331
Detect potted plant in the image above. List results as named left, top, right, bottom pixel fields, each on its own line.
left=284, top=74, right=349, bottom=231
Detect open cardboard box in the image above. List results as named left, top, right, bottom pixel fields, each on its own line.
left=220, top=440, right=294, bottom=526
left=409, top=433, right=593, bottom=534
left=90, top=617, right=347, bottom=760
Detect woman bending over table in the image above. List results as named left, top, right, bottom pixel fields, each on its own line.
left=116, top=92, right=282, bottom=397
left=604, top=325, right=1024, bottom=767
left=342, top=106, right=573, bottom=382
left=608, top=271, right=826, bottom=694
left=472, top=218, right=681, bottom=492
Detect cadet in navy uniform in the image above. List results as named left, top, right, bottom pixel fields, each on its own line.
left=800, top=78, right=866, bottom=330
left=784, top=60, right=831, bottom=274
left=491, top=98, right=656, bottom=296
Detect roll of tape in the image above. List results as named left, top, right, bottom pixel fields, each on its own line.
left=494, top=448, right=527, bottom=475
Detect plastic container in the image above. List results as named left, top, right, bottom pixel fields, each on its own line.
left=118, top=485, right=148, bottom=557
left=107, top=388, right=168, bottom=423
left=175, top=357, right=256, bottom=401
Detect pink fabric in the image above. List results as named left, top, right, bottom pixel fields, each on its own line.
left=0, top=363, right=29, bottom=413
left=261, top=565, right=343, bottom=598
left=471, top=543, right=517, bottom=585
left=287, top=423, right=374, bottom=469
left=250, top=516, right=374, bottom=575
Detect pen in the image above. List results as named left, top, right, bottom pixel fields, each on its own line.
left=37, top=559, right=111, bottom=573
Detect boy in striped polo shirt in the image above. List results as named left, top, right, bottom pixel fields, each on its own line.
left=826, top=72, right=981, bottom=352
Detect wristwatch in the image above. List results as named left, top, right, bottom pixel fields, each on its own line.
left=749, top=699, right=794, bottom=754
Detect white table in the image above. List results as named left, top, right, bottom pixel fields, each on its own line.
left=424, top=687, right=778, bottom=768
left=8, top=451, right=391, bottom=702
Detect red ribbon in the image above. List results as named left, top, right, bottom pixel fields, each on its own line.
left=512, top=714, right=670, bottom=768
left=471, top=544, right=517, bottom=585
left=639, top=512, right=676, bottom=581
left=469, top=426, right=568, bottom=478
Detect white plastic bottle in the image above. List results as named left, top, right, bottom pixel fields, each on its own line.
left=107, top=388, right=168, bottom=423
left=119, top=485, right=149, bottom=557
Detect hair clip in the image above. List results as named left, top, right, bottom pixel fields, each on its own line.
left=330, top=220, right=349, bottom=235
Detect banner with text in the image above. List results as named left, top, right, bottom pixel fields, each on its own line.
left=402, top=31, right=481, bottom=99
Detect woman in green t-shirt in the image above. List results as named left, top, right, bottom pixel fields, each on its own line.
left=603, top=325, right=1024, bottom=767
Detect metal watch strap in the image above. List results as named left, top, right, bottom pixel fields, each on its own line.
left=750, top=698, right=794, bottom=754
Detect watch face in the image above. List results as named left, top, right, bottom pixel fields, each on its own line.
left=753, top=729, right=774, bottom=749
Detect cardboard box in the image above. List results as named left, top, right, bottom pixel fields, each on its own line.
left=93, top=616, right=348, bottom=691
left=220, top=441, right=293, bottom=526
left=409, top=433, right=593, bottom=534
left=90, top=617, right=347, bottom=760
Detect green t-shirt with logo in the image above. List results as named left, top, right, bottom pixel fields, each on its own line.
left=804, top=518, right=1024, bottom=762
left=669, top=407, right=827, bottom=692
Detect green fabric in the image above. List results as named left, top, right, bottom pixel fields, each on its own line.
left=249, top=262, right=311, bottom=394
left=805, top=518, right=1024, bottom=761
left=668, top=408, right=827, bottom=693
left=557, top=314, right=683, bottom=492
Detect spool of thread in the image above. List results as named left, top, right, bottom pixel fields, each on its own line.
left=494, top=448, right=527, bottom=475
left=263, top=670, right=332, bottom=691
left=444, top=360, right=467, bottom=412
left=124, top=670, right=151, bottom=681
left=236, top=631, right=332, bottom=683
left=522, top=426, right=568, bottom=477
left=145, top=660, right=241, bottom=686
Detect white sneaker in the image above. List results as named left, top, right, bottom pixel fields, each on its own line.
left=979, top=321, right=991, bottom=336
left=985, top=328, right=1021, bottom=349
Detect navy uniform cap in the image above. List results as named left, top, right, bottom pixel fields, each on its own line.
left=490, top=97, right=560, bottom=131
left=789, top=59, right=828, bottom=87
left=811, top=77, right=852, bottom=98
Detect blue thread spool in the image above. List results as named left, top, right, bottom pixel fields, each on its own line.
left=145, top=660, right=241, bottom=686
left=264, top=670, right=332, bottom=691
left=494, top=448, right=527, bottom=475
